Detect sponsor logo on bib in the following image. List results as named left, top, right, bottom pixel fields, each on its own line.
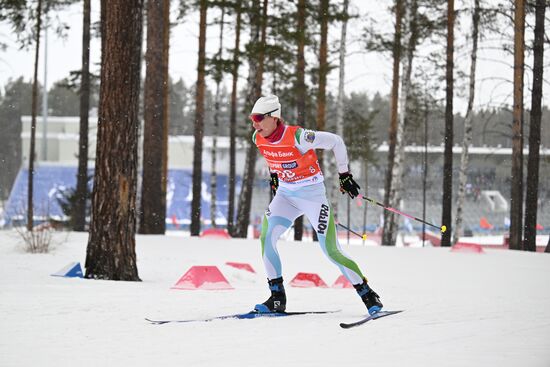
left=281, top=161, right=298, bottom=169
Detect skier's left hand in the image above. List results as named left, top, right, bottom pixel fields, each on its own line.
left=270, top=172, right=279, bottom=196
left=339, top=172, right=360, bottom=198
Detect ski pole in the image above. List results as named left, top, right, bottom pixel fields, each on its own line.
left=337, top=222, right=368, bottom=241
left=359, top=195, right=447, bottom=233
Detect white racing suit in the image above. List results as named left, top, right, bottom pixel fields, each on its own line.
left=255, top=126, right=366, bottom=285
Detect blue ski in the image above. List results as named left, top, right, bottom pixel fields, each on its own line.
left=146, top=310, right=339, bottom=325
left=339, top=310, right=403, bottom=329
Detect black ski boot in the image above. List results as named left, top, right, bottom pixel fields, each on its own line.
left=353, top=278, right=383, bottom=315
left=255, top=277, right=286, bottom=313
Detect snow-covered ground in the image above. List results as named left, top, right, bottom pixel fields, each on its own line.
left=1, top=230, right=549, bottom=367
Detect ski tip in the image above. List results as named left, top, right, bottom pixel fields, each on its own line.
left=373, top=310, right=404, bottom=317
left=339, top=310, right=404, bottom=329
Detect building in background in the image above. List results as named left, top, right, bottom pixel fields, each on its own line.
left=2, top=115, right=549, bottom=236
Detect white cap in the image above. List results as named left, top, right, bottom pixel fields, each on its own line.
left=250, top=94, right=281, bottom=118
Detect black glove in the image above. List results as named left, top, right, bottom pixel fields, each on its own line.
left=270, top=172, right=279, bottom=196
left=339, top=172, right=360, bottom=198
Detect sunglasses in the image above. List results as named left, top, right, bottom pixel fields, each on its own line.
left=250, top=108, right=278, bottom=123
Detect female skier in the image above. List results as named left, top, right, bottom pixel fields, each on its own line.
left=250, top=94, right=383, bottom=315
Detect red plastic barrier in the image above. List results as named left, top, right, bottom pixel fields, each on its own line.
left=171, top=265, right=233, bottom=290
left=200, top=228, right=232, bottom=239
left=419, top=231, right=441, bottom=247
left=332, top=275, right=353, bottom=289
left=289, top=272, right=328, bottom=288
left=225, top=262, right=256, bottom=273
left=451, top=243, right=485, bottom=254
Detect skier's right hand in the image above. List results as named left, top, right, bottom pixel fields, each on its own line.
left=270, top=172, right=279, bottom=196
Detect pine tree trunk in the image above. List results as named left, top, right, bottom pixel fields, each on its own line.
left=234, top=0, right=267, bottom=238
left=386, top=0, right=416, bottom=246
left=210, top=6, right=226, bottom=229
left=190, top=0, right=208, bottom=236
left=210, top=121, right=218, bottom=228
left=227, top=3, right=242, bottom=234
left=523, top=0, right=545, bottom=252
left=335, top=0, right=347, bottom=153
left=140, top=0, right=170, bottom=234
left=422, top=91, right=429, bottom=246
left=73, top=0, right=91, bottom=232
left=509, top=0, right=525, bottom=250
left=453, top=0, right=479, bottom=244
left=441, top=0, right=455, bottom=247
left=85, top=0, right=143, bottom=281
left=100, top=0, right=106, bottom=63
left=162, top=0, right=169, bottom=227
left=332, top=0, right=348, bottom=221
left=27, top=0, right=43, bottom=231
left=210, top=135, right=218, bottom=228
left=362, top=160, right=368, bottom=242
left=296, top=0, right=307, bottom=127
left=294, top=0, right=307, bottom=241
left=316, top=0, right=329, bottom=170
left=382, top=0, right=402, bottom=246
left=235, top=147, right=258, bottom=238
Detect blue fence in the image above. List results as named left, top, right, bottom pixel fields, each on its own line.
left=3, top=165, right=242, bottom=228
